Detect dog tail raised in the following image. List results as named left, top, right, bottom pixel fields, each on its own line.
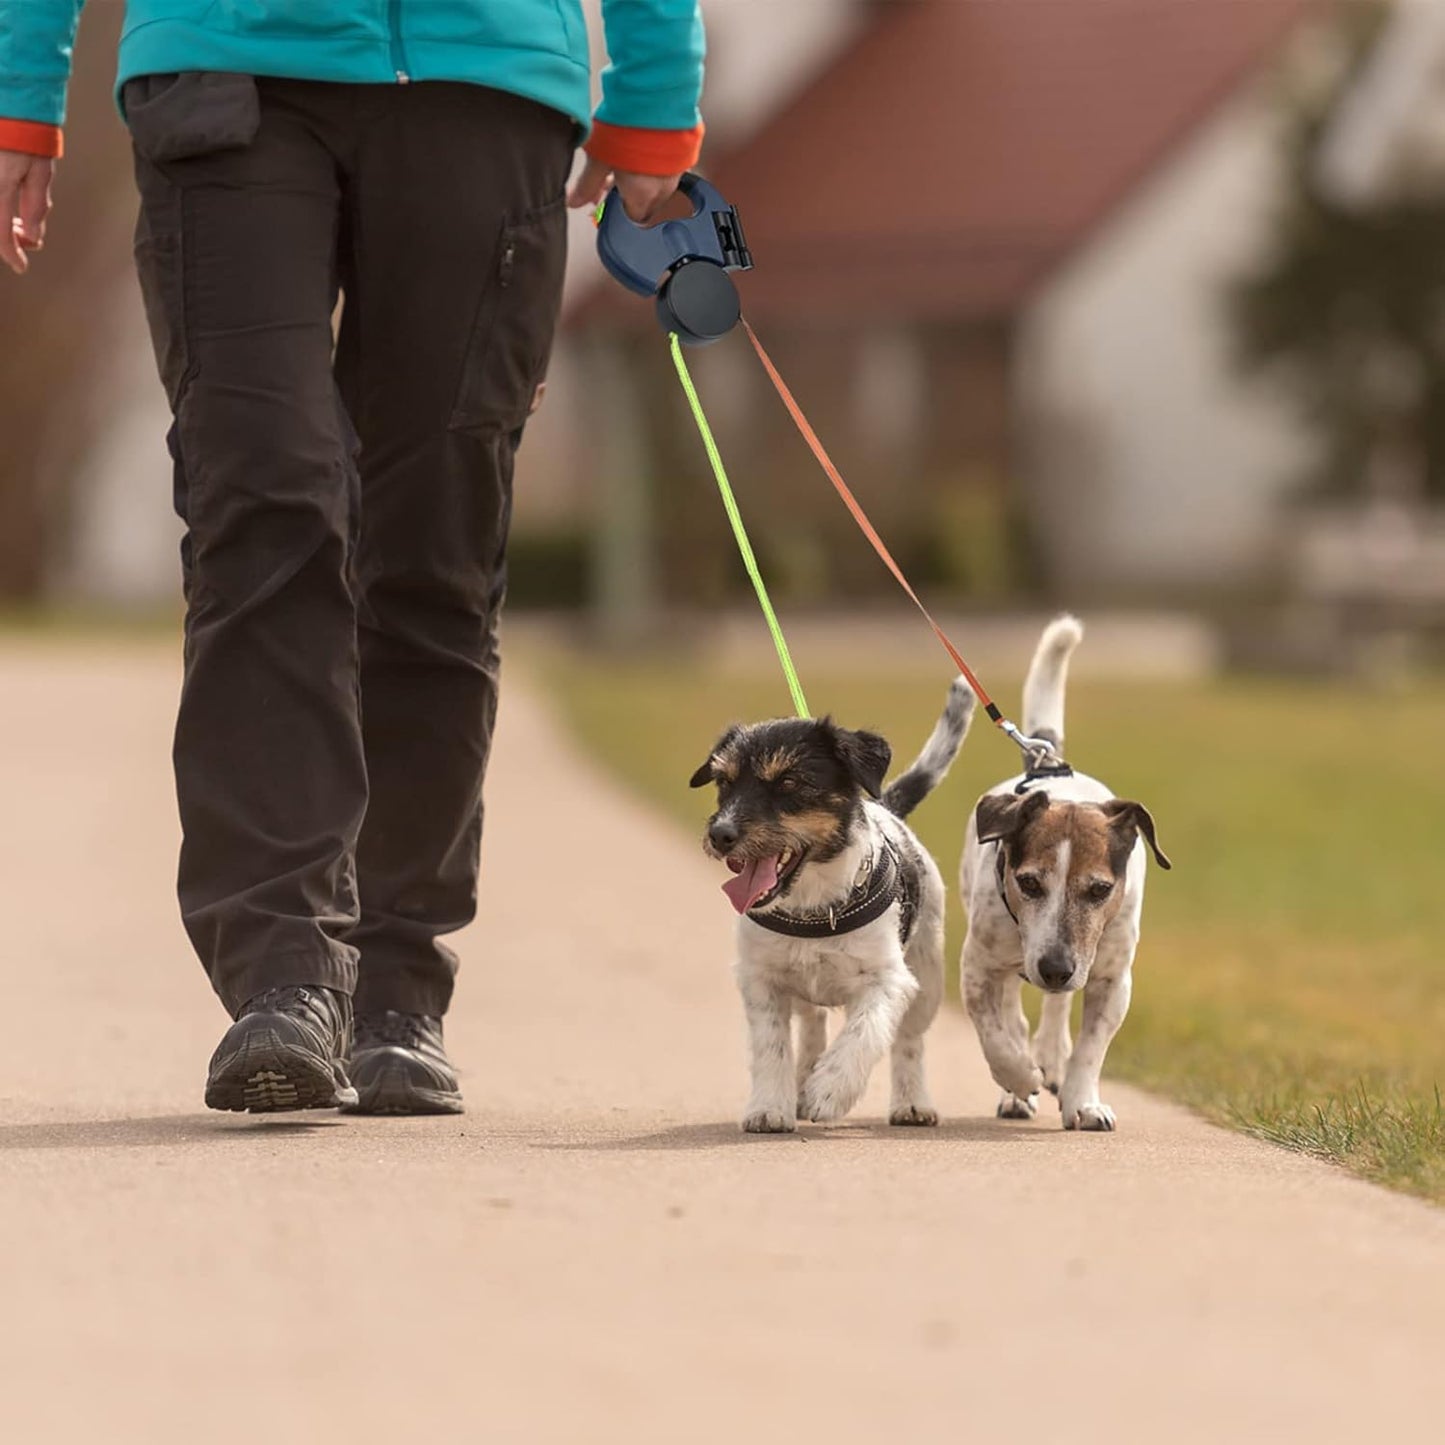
left=1022, top=614, right=1084, bottom=752
left=882, top=677, right=975, bottom=818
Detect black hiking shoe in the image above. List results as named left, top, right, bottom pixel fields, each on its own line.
left=343, top=1011, right=464, bottom=1116
left=205, top=985, right=356, bottom=1113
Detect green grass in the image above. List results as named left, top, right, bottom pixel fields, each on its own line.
left=0, top=604, right=181, bottom=642
left=529, top=644, right=1445, bottom=1203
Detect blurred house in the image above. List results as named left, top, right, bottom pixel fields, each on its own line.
left=562, top=0, right=1322, bottom=629
left=51, top=0, right=1323, bottom=616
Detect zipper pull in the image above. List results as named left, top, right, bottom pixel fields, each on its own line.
left=500, top=240, right=516, bottom=287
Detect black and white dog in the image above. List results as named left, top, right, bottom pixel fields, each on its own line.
left=691, top=681, right=974, bottom=1132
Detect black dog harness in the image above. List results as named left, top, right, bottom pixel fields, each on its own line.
left=747, top=839, right=918, bottom=945
left=1013, top=754, right=1073, bottom=795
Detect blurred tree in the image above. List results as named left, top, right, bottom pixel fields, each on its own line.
left=1231, top=1, right=1445, bottom=504
left=0, top=5, right=135, bottom=600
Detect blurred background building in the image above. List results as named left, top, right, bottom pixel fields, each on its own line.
left=5, top=0, right=1445, bottom=667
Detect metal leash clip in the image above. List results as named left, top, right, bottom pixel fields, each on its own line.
left=999, top=719, right=1063, bottom=765
left=1000, top=719, right=1074, bottom=791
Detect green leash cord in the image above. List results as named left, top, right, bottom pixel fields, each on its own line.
left=668, top=332, right=811, bottom=720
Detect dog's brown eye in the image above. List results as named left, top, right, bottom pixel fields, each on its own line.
left=1016, top=874, right=1044, bottom=900
left=777, top=776, right=799, bottom=793
left=1086, top=880, right=1114, bottom=903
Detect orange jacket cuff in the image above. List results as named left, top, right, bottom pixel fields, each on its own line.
left=0, top=119, right=63, bottom=159
left=585, top=120, right=704, bottom=176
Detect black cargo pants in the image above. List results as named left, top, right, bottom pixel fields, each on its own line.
left=127, top=75, right=573, bottom=1018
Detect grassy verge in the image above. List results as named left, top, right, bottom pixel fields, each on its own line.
left=529, top=643, right=1445, bottom=1203
left=0, top=604, right=180, bottom=643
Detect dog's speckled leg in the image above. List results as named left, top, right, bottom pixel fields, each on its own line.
left=793, top=1002, right=828, bottom=1114
left=800, top=966, right=915, bottom=1123
left=1059, top=968, right=1131, bottom=1131
left=964, top=952, right=1043, bottom=1102
left=740, top=976, right=796, bottom=1133
left=888, top=1031, right=938, bottom=1126
left=890, top=921, right=943, bottom=1125
left=1034, top=989, right=1073, bottom=1096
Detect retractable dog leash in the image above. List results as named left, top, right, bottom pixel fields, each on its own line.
left=596, top=176, right=807, bottom=717
left=595, top=175, right=1063, bottom=773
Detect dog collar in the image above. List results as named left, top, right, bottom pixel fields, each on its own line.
left=1014, top=759, right=1074, bottom=794
left=747, top=840, right=917, bottom=943
left=994, top=846, right=1021, bottom=926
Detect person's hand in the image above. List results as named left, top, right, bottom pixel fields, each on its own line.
left=1, top=150, right=55, bottom=276
left=567, top=155, right=681, bottom=224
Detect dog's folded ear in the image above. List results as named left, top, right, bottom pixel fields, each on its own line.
left=1099, top=799, right=1172, bottom=870
left=975, top=788, right=1048, bottom=846
left=689, top=725, right=742, bottom=789
left=828, top=724, right=892, bottom=799
left=974, top=794, right=1012, bottom=844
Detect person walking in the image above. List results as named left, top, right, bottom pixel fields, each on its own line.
left=0, top=2, right=705, bottom=1115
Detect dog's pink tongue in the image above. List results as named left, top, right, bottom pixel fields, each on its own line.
left=722, top=855, right=781, bottom=914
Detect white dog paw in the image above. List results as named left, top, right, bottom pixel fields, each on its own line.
left=996, top=1091, right=1038, bottom=1120
left=799, top=1068, right=858, bottom=1123
left=1063, top=1102, right=1116, bottom=1132
left=889, top=1103, right=939, bottom=1127
left=742, top=1108, right=796, bottom=1134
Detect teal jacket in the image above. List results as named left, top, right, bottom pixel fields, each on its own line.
left=0, top=1, right=705, bottom=170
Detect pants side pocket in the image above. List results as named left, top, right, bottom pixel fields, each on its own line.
left=449, top=195, right=568, bottom=436
left=124, top=73, right=261, bottom=164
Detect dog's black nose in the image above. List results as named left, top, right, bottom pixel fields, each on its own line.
left=708, top=819, right=739, bottom=852
left=1037, top=951, right=1073, bottom=990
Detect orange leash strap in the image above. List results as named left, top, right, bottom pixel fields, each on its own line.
left=741, top=319, right=1014, bottom=730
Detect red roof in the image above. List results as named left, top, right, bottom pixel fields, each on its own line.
left=579, top=0, right=1313, bottom=327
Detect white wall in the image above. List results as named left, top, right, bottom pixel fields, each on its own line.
left=1015, top=81, right=1313, bottom=595
left=54, top=271, right=179, bottom=607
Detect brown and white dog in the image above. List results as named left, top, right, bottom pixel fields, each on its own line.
left=959, top=617, right=1170, bottom=1130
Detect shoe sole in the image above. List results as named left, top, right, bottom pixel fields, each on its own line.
left=206, top=1029, right=358, bottom=1114
left=342, top=1058, right=464, bottom=1116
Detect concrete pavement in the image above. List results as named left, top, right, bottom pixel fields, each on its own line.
left=1, top=636, right=1441, bottom=1444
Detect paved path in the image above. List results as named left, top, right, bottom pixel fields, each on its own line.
left=2, top=638, right=1442, bottom=1444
